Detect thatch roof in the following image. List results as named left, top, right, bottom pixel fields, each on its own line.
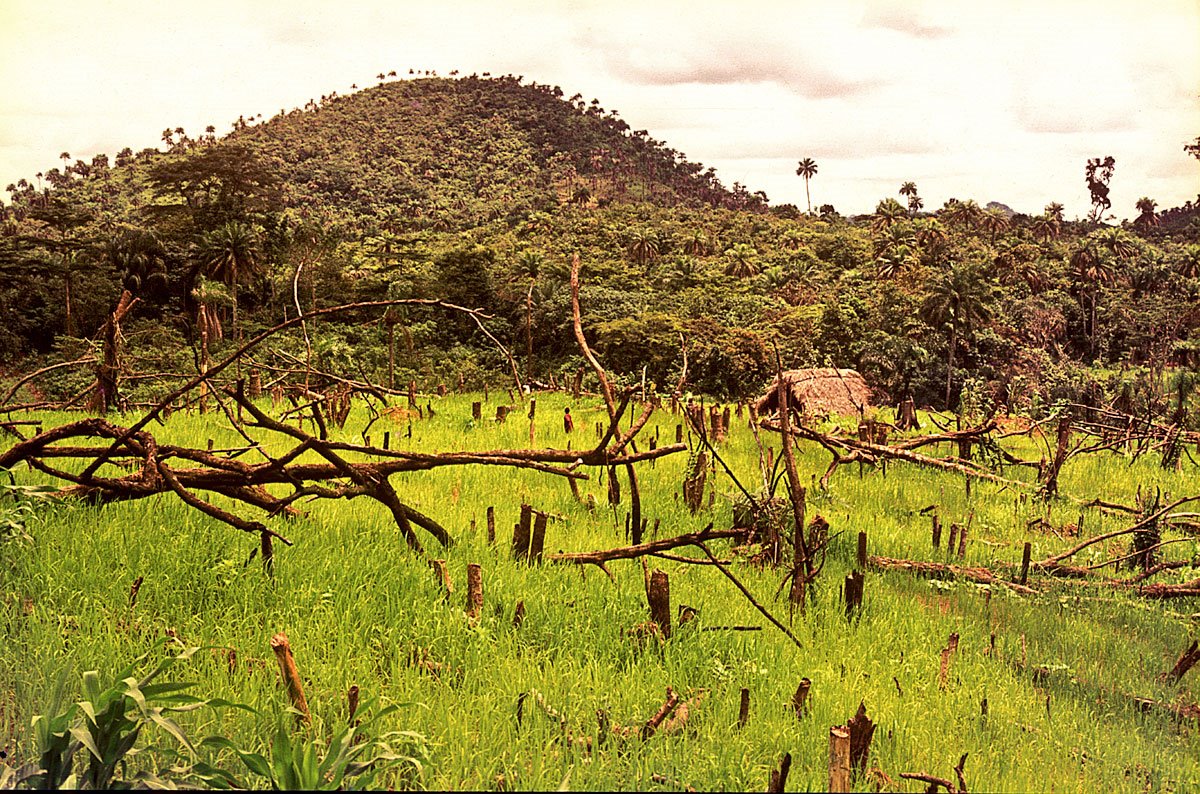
left=754, top=368, right=872, bottom=418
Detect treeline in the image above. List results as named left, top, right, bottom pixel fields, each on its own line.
left=2, top=75, right=1199, bottom=420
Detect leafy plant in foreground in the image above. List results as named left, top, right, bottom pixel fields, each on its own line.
left=0, top=469, right=59, bottom=543
left=20, top=641, right=218, bottom=789
left=202, top=701, right=429, bottom=790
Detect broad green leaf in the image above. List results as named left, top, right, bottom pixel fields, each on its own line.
left=68, top=726, right=101, bottom=762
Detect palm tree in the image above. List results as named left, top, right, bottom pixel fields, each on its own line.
left=192, top=221, right=262, bottom=341
left=626, top=228, right=661, bottom=269
left=723, top=244, right=760, bottom=278
left=106, top=229, right=168, bottom=298
left=515, top=250, right=543, bottom=281
left=899, top=181, right=921, bottom=216
left=912, top=218, right=945, bottom=246
left=1133, top=197, right=1158, bottom=230
left=665, top=256, right=704, bottom=289
left=1179, top=245, right=1200, bottom=279
left=875, top=247, right=916, bottom=280
left=1031, top=214, right=1059, bottom=242
left=941, top=199, right=984, bottom=231
left=1070, top=240, right=1115, bottom=358
left=682, top=229, right=711, bottom=256
left=872, top=198, right=908, bottom=231
left=979, top=208, right=1011, bottom=243
left=759, top=265, right=788, bottom=291
left=779, top=228, right=804, bottom=251
left=1044, top=202, right=1065, bottom=224
left=795, top=158, right=818, bottom=213
left=1097, top=228, right=1138, bottom=262
left=873, top=224, right=915, bottom=259
left=994, top=241, right=1046, bottom=292
left=921, top=262, right=993, bottom=408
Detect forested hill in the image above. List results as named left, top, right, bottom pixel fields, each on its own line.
left=232, top=74, right=761, bottom=224
left=2, top=74, right=1199, bottom=416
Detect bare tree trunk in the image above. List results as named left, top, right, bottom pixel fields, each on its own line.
left=945, top=325, right=957, bottom=409
left=526, top=280, right=535, bottom=383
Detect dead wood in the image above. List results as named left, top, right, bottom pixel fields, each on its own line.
left=1035, top=496, right=1200, bottom=567
left=547, top=525, right=745, bottom=569
left=760, top=417, right=1038, bottom=494
left=693, top=540, right=805, bottom=651
left=269, top=633, right=311, bottom=724
left=767, top=752, right=792, bottom=794
left=899, top=771, right=957, bottom=793
left=1, top=356, right=95, bottom=407
left=869, top=555, right=1038, bottom=595
left=846, top=701, right=876, bottom=776
left=1160, top=640, right=1200, bottom=685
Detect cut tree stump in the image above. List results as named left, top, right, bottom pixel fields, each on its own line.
left=828, top=726, right=851, bottom=792
left=648, top=569, right=672, bottom=639
left=466, top=563, right=483, bottom=620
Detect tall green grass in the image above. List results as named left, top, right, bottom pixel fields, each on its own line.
left=2, top=394, right=1197, bottom=790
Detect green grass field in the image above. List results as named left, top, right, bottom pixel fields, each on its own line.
left=2, top=392, right=1198, bottom=791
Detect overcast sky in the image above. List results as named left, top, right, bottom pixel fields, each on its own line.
left=2, top=0, right=1198, bottom=219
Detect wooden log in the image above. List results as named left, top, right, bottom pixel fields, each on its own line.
left=828, top=726, right=851, bottom=793
left=128, top=575, right=143, bottom=610
left=857, top=531, right=868, bottom=568
left=486, top=506, right=495, bottom=545
left=269, top=633, right=311, bottom=724
left=512, top=504, right=533, bottom=560
left=737, top=687, right=750, bottom=729
left=958, top=524, right=968, bottom=558
left=844, top=570, right=864, bottom=618
left=260, top=530, right=274, bottom=575
left=472, top=401, right=482, bottom=421
left=847, top=701, right=876, bottom=777
left=1020, top=541, right=1032, bottom=585
left=1161, top=640, right=1200, bottom=684
left=513, top=599, right=525, bottom=628
left=429, top=558, right=453, bottom=598
left=530, top=511, right=548, bottom=563
left=767, top=752, right=792, bottom=794
left=939, top=632, right=960, bottom=689
left=466, top=563, right=483, bottom=619
left=648, top=569, right=671, bottom=639
left=947, top=523, right=959, bottom=555
left=792, top=677, right=811, bottom=718
left=347, top=684, right=360, bottom=724
left=932, top=514, right=942, bottom=549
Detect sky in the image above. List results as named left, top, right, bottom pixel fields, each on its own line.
left=2, top=0, right=1198, bottom=220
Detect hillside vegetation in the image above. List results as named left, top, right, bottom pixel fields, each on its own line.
left=2, top=73, right=1199, bottom=415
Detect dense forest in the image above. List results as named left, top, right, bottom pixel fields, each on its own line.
left=3, top=74, right=1199, bottom=416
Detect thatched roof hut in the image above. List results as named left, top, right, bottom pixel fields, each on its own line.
left=754, top=368, right=872, bottom=418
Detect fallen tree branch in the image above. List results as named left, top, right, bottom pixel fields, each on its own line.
left=548, top=525, right=745, bottom=568
left=869, top=555, right=1038, bottom=595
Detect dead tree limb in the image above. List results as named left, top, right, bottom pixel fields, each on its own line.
left=1, top=357, right=96, bottom=407
left=547, top=525, right=745, bottom=569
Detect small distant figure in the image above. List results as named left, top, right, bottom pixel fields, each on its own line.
left=563, top=407, right=574, bottom=434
